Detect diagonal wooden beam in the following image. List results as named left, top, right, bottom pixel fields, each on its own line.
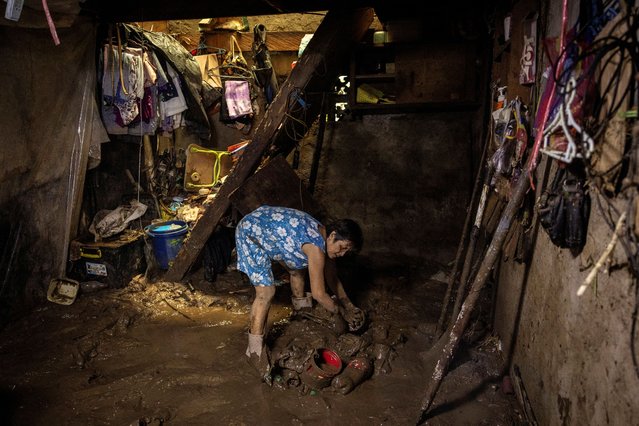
left=164, top=7, right=374, bottom=282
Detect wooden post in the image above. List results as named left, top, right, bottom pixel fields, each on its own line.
left=308, top=93, right=327, bottom=194
left=164, top=8, right=374, bottom=282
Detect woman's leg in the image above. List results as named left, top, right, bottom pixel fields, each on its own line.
left=249, top=285, right=276, bottom=335
left=247, top=285, right=275, bottom=383
left=288, top=269, right=305, bottom=298
left=289, top=269, right=313, bottom=310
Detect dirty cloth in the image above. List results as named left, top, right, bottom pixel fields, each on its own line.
left=235, top=206, right=325, bottom=286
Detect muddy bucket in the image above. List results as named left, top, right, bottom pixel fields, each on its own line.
left=300, top=348, right=343, bottom=390
left=145, top=220, right=189, bottom=269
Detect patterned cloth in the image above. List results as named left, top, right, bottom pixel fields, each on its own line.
left=235, top=206, right=325, bottom=286
left=224, top=80, right=253, bottom=119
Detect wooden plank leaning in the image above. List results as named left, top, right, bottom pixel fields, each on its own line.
left=164, top=8, right=374, bottom=282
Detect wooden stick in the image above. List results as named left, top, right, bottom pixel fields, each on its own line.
left=436, top=131, right=492, bottom=336
left=449, top=181, right=490, bottom=324
left=417, top=168, right=531, bottom=423
left=578, top=211, right=627, bottom=296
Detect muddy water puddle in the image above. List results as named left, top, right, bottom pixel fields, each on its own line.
left=0, top=265, right=521, bottom=425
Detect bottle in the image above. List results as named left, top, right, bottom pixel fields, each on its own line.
left=331, top=357, right=373, bottom=395
left=495, top=86, right=507, bottom=110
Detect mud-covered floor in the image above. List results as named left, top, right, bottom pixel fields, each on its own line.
left=0, top=257, right=523, bottom=425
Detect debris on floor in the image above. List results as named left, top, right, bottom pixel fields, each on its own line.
left=0, top=262, right=523, bottom=425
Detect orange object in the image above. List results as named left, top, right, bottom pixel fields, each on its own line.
left=227, top=140, right=250, bottom=153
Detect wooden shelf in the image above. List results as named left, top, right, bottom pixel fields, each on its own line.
left=349, top=101, right=480, bottom=115
left=348, top=40, right=479, bottom=115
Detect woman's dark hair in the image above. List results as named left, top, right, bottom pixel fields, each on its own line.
left=327, top=219, right=363, bottom=253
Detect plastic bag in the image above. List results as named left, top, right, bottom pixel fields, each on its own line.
left=89, top=199, right=148, bottom=241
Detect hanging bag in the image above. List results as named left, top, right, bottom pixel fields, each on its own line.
left=538, top=167, right=567, bottom=247
left=221, top=35, right=249, bottom=76
left=537, top=166, right=590, bottom=252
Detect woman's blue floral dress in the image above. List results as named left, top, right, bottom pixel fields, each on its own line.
left=235, top=206, right=325, bottom=286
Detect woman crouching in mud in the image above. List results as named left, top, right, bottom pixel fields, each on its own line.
left=235, top=205, right=365, bottom=383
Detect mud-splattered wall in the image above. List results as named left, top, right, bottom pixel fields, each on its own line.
left=494, top=162, right=639, bottom=425
left=492, top=0, right=639, bottom=424
left=0, top=21, right=98, bottom=322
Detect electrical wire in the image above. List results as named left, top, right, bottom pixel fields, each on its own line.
left=549, top=4, right=638, bottom=141
left=284, top=87, right=310, bottom=143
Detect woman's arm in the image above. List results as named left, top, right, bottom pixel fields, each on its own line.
left=303, top=244, right=339, bottom=313
left=324, top=258, right=355, bottom=309
left=324, top=258, right=365, bottom=331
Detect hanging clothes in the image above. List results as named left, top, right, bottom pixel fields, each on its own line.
left=101, top=44, right=155, bottom=134
left=99, top=24, right=211, bottom=139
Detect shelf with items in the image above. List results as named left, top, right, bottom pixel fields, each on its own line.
left=348, top=40, right=481, bottom=114
left=348, top=43, right=398, bottom=110
left=353, top=73, right=397, bottom=83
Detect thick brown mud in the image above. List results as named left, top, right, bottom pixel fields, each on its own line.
left=0, top=260, right=522, bottom=425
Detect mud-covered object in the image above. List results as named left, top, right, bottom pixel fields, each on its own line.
left=274, top=344, right=315, bottom=374
left=537, top=165, right=591, bottom=253
left=334, top=333, right=368, bottom=361
left=331, top=357, right=373, bottom=395
left=367, top=343, right=395, bottom=375
left=296, top=309, right=347, bottom=335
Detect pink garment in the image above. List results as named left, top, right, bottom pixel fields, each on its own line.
left=224, top=80, right=252, bottom=119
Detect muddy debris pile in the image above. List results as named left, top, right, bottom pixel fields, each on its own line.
left=122, top=277, right=252, bottom=318
left=269, top=305, right=406, bottom=395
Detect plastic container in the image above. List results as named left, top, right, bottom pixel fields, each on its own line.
left=47, top=278, right=79, bottom=305
left=145, top=220, right=189, bottom=269
left=300, top=348, right=343, bottom=390
left=331, top=356, right=373, bottom=395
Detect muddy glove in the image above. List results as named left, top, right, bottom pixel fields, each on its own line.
left=340, top=306, right=366, bottom=332
left=329, top=311, right=348, bottom=335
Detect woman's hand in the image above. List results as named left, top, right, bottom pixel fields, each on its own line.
left=339, top=305, right=366, bottom=332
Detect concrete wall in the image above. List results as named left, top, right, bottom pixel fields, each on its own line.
left=310, top=113, right=474, bottom=264
left=495, top=183, right=639, bottom=424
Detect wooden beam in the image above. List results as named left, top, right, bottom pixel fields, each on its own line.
left=164, top=7, right=374, bottom=282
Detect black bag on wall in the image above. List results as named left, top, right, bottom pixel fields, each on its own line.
left=537, top=165, right=590, bottom=253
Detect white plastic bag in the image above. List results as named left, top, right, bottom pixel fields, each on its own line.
left=89, top=199, right=147, bottom=241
